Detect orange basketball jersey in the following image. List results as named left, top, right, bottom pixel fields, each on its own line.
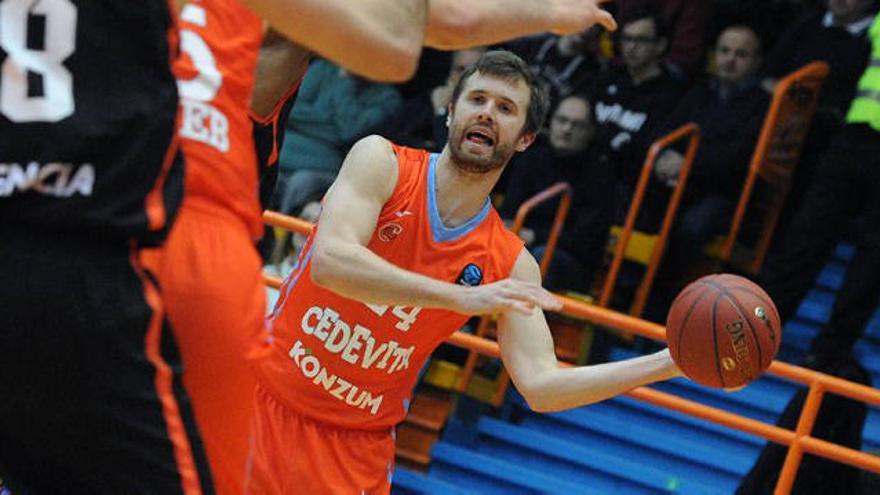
left=175, top=0, right=264, bottom=238
left=255, top=144, right=524, bottom=430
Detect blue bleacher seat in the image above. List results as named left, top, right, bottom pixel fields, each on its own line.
left=476, top=416, right=704, bottom=494
left=430, top=442, right=597, bottom=494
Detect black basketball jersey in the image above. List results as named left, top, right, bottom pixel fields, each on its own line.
left=0, top=0, right=182, bottom=246
left=253, top=81, right=300, bottom=210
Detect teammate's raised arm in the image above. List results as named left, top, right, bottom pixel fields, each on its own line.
left=425, top=0, right=617, bottom=50
left=240, top=0, right=616, bottom=82
left=496, top=249, right=682, bottom=412
left=242, top=0, right=427, bottom=81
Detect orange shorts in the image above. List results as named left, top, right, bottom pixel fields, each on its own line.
left=143, top=201, right=271, bottom=495
left=246, top=384, right=395, bottom=495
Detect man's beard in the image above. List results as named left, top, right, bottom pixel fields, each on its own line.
left=448, top=126, right=513, bottom=174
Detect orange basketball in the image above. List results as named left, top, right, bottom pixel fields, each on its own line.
left=665, top=273, right=782, bottom=388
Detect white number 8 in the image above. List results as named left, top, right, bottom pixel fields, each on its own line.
left=0, top=0, right=77, bottom=122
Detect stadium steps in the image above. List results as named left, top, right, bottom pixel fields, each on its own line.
left=395, top=386, right=455, bottom=468
left=505, top=395, right=751, bottom=491
left=428, top=441, right=600, bottom=494
left=511, top=393, right=760, bottom=471
left=392, top=466, right=479, bottom=495
left=473, top=416, right=710, bottom=494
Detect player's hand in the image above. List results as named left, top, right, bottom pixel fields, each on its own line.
left=549, top=0, right=617, bottom=35
left=453, top=278, right=563, bottom=316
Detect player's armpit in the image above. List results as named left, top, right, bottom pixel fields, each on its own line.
left=312, top=135, right=398, bottom=254
left=250, top=34, right=310, bottom=119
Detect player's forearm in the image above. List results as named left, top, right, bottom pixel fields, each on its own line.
left=520, top=350, right=680, bottom=412
left=246, top=0, right=426, bottom=81
left=424, top=0, right=611, bottom=50
left=310, top=239, right=464, bottom=311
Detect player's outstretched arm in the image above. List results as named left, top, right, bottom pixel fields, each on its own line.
left=241, top=0, right=427, bottom=82
left=311, top=135, right=561, bottom=315
left=496, top=250, right=682, bottom=413
left=425, top=0, right=617, bottom=50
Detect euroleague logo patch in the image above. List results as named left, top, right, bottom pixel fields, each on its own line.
left=456, top=263, right=483, bottom=286
left=378, top=222, right=404, bottom=242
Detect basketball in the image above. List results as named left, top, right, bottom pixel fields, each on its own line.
left=666, top=274, right=782, bottom=389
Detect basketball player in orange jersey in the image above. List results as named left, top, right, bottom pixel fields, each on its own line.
left=146, top=2, right=620, bottom=493
left=248, top=50, right=683, bottom=494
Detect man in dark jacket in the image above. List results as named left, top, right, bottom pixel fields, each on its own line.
left=642, top=25, right=770, bottom=320
left=591, top=8, right=687, bottom=192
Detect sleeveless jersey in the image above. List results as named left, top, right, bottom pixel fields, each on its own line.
left=175, top=0, right=264, bottom=238
left=255, top=144, right=525, bottom=430
left=0, top=0, right=182, bottom=245
left=252, top=78, right=303, bottom=210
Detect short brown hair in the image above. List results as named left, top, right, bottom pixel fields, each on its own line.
left=450, top=50, right=550, bottom=135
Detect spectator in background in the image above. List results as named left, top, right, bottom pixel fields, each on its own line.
left=760, top=0, right=876, bottom=228
left=762, top=0, right=876, bottom=119
left=274, top=59, right=403, bottom=217
left=505, top=29, right=604, bottom=105
left=760, top=15, right=880, bottom=368
left=591, top=9, right=686, bottom=195
left=643, top=25, right=769, bottom=320
left=614, top=0, right=711, bottom=80
left=500, top=94, right=614, bottom=292
left=379, top=48, right=485, bottom=151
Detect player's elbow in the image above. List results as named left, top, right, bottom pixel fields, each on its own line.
left=309, top=245, right=340, bottom=289
left=381, top=38, right=421, bottom=82
left=515, top=376, right=561, bottom=413
left=425, top=2, right=481, bottom=50
left=521, top=390, right=562, bottom=413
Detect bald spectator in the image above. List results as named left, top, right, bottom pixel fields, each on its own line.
left=643, top=25, right=771, bottom=320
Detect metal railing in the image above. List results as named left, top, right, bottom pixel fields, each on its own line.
left=263, top=209, right=880, bottom=494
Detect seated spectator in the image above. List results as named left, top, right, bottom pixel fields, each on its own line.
left=500, top=94, right=614, bottom=292
left=504, top=30, right=604, bottom=105
left=762, top=0, right=875, bottom=119
left=614, top=0, right=712, bottom=80
left=643, top=25, right=770, bottom=320
left=591, top=8, right=687, bottom=195
left=378, top=48, right=484, bottom=151
left=274, top=58, right=403, bottom=217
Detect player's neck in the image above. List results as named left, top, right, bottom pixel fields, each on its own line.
left=433, top=149, right=500, bottom=228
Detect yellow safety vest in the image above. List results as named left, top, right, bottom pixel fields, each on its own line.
left=847, top=16, right=880, bottom=131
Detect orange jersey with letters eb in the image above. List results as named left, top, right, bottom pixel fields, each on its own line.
left=175, top=0, right=264, bottom=238
left=254, top=144, right=524, bottom=430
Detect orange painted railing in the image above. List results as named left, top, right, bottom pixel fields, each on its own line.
left=721, top=62, right=830, bottom=274
left=599, top=124, right=700, bottom=318
left=460, top=182, right=573, bottom=405
left=262, top=210, right=880, bottom=494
